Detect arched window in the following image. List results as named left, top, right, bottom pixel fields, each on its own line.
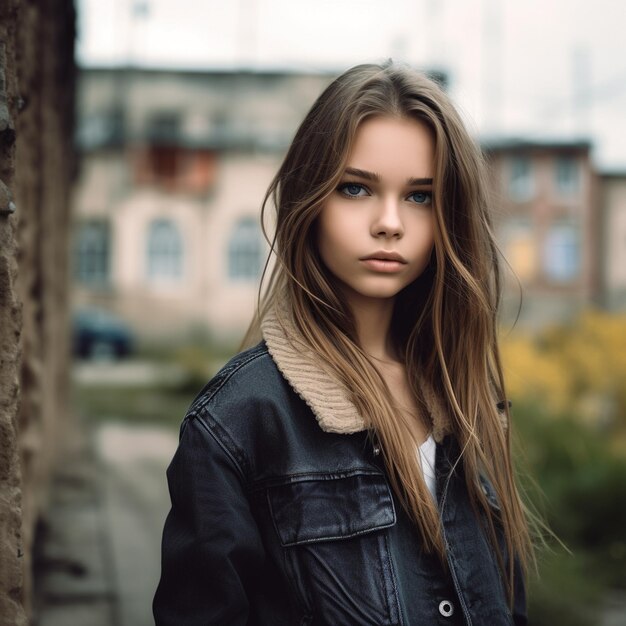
left=228, top=217, right=263, bottom=281
left=146, top=219, right=183, bottom=281
left=75, top=219, right=110, bottom=286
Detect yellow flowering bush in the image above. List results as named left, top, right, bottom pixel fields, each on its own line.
left=500, top=335, right=571, bottom=415
left=500, top=309, right=626, bottom=435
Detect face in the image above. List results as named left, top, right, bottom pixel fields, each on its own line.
left=317, top=115, right=435, bottom=309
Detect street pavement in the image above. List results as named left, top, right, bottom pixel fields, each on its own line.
left=33, top=421, right=178, bottom=626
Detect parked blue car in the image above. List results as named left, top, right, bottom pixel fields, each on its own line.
left=72, top=308, right=134, bottom=360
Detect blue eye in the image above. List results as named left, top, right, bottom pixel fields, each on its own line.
left=338, top=183, right=369, bottom=198
left=409, top=191, right=432, bottom=205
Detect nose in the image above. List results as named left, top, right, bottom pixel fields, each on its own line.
left=371, top=195, right=404, bottom=239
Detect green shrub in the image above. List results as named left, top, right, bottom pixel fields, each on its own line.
left=511, top=401, right=626, bottom=623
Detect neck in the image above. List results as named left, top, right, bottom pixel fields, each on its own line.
left=347, top=293, right=398, bottom=363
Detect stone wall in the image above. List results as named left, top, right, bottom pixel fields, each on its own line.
left=0, top=1, right=24, bottom=622
left=0, top=0, right=75, bottom=623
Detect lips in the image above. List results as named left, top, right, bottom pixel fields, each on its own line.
left=359, top=251, right=408, bottom=274
left=360, top=251, right=408, bottom=264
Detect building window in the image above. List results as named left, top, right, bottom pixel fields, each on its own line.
left=146, top=219, right=183, bottom=281
left=543, top=220, right=580, bottom=282
left=132, top=110, right=217, bottom=193
left=508, top=156, right=534, bottom=202
left=144, top=112, right=180, bottom=187
left=555, top=156, right=580, bottom=196
left=501, top=217, right=536, bottom=282
left=75, top=220, right=110, bottom=286
left=146, top=111, right=181, bottom=145
left=228, top=217, right=263, bottom=281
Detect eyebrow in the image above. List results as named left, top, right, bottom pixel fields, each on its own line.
left=343, top=167, right=433, bottom=187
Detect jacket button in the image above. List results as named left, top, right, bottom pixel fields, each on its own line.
left=373, top=444, right=381, bottom=456
left=438, top=600, right=455, bottom=617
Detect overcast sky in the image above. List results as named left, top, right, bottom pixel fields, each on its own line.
left=77, top=0, right=626, bottom=170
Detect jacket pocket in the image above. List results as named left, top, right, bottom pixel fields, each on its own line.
left=267, top=472, right=402, bottom=626
left=268, top=471, right=396, bottom=546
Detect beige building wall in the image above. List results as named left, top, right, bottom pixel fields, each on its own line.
left=73, top=68, right=336, bottom=343
left=73, top=149, right=279, bottom=342
left=204, top=153, right=277, bottom=335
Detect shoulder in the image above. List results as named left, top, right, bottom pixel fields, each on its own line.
left=178, top=340, right=344, bottom=482
left=186, top=341, right=286, bottom=417
left=182, top=341, right=317, bottom=460
left=177, top=341, right=299, bottom=477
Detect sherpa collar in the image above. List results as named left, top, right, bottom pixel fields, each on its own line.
left=260, top=294, right=453, bottom=442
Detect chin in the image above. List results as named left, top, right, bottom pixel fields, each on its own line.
left=354, top=283, right=408, bottom=300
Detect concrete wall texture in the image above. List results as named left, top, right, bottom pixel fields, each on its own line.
left=0, top=0, right=75, bottom=623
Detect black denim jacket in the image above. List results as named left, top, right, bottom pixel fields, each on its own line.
left=153, top=342, right=527, bottom=625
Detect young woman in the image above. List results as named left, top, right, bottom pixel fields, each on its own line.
left=153, top=61, right=531, bottom=625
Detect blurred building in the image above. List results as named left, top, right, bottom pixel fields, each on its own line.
left=74, top=67, right=622, bottom=342
left=483, top=139, right=600, bottom=327
left=73, top=67, right=337, bottom=343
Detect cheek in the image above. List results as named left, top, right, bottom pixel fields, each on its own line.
left=316, top=206, right=347, bottom=252
left=408, top=213, right=435, bottom=245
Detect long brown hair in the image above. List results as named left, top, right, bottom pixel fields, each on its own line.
left=246, top=60, right=532, bottom=605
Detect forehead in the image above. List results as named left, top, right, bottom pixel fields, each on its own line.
left=346, top=116, right=435, bottom=180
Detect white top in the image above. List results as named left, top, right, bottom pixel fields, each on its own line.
left=417, top=434, right=437, bottom=498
